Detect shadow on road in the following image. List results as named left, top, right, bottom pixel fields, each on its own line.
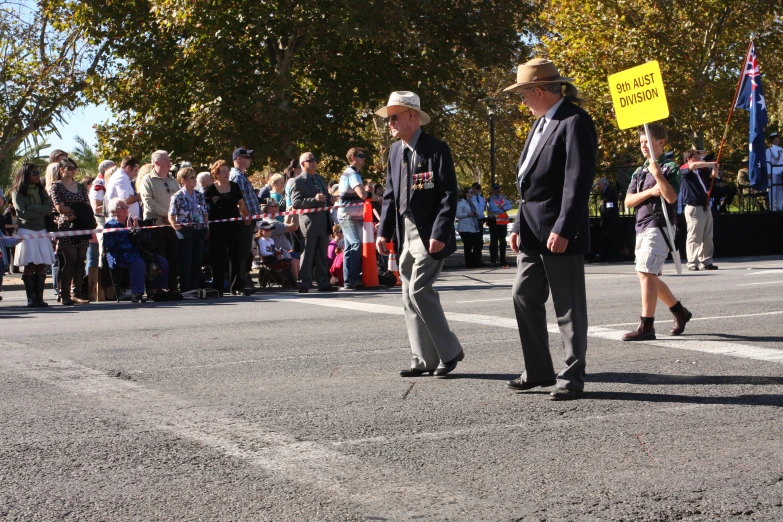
left=697, top=333, right=783, bottom=344
left=588, top=372, right=783, bottom=386
left=585, top=390, right=782, bottom=407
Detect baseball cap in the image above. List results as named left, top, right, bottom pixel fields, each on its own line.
left=232, top=148, right=254, bottom=161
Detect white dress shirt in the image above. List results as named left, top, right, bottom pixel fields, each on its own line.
left=105, top=169, right=140, bottom=219
left=518, top=97, right=566, bottom=180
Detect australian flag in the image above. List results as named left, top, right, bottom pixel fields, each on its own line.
left=734, top=42, right=767, bottom=190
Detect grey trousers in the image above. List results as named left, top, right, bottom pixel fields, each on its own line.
left=299, top=232, right=331, bottom=289
left=684, top=205, right=714, bottom=268
left=400, top=215, right=463, bottom=370
left=512, top=248, right=588, bottom=390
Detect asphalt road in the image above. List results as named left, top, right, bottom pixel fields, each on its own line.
left=1, top=256, right=782, bottom=521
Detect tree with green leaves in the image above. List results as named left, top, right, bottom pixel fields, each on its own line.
left=0, top=1, right=110, bottom=168
left=70, top=135, right=99, bottom=178
left=70, top=0, right=532, bottom=180
left=536, top=0, right=782, bottom=172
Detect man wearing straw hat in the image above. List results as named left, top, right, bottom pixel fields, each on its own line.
left=503, top=58, right=597, bottom=401
left=376, top=91, right=465, bottom=378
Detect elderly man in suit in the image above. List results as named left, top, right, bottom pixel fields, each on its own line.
left=376, top=91, right=465, bottom=377
left=503, top=59, right=597, bottom=400
left=291, top=152, right=337, bottom=293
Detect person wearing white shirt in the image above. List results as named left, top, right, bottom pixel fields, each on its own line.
left=766, top=132, right=783, bottom=211
left=105, top=156, right=142, bottom=219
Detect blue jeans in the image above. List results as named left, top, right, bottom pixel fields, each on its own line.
left=86, top=242, right=99, bottom=270
left=126, top=255, right=169, bottom=295
left=339, top=214, right=363, bottom=286
left=175, top=227, right=206, bottom=292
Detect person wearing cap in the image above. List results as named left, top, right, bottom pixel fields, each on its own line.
left=680, top=150, right=718, bottom=271
left=291, top=152, right=337, bottom=293
left=230, top=147, right=261, bottom=292
left=487, top=183, right=513, bottom=267
left=503, top=59, right=596, bottom=400
left=140, top=150, right=181, bottom=292
left=375, top=91, right=465, bottom=378
left=766, top=132, right=782, bottom=211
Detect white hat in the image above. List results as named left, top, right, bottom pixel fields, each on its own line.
left=375, top=91, right=431, bottom=125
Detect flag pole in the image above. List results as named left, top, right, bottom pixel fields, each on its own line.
left=705, top=39, right=754, bottom=210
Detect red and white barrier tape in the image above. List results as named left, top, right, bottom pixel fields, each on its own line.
left=14, top=201, right=367, bottom=241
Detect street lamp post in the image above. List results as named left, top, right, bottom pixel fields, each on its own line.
left=485, top=99, right=498, bottom=187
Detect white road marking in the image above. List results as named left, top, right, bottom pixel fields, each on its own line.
left=0, top=344, right=495, bottom=519
left=737, top=280, right=783, bottom=286
left=292, top=299, right=783, bottom=363
left=599, top=310, right=783, bottom=327
left=745, top=269, right=783, bottom=276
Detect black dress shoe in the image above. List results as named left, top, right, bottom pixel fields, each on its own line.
left=702, top=264, right=719, bottom=270
left=506, top=378, right=556, bottom=391
left=434, top=350, right=465, bottom=377
left=687, top=266, right=699, bottom=271
left=298, top=286, right=309, bottom=294
left=318, top=286, right=339, bottom=292
left=549, top=388, right=584, bottom=401
left=399, top=368, right=436, bottom=377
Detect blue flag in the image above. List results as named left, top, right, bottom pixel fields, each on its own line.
left=734, top=42, right=768, bottom=190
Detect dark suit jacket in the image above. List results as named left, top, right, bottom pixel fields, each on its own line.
left=290, top=172, right=332, bottom=236
left=379, top=130, right=458, bottom=260
left=512, top=98, right=597, bottom=255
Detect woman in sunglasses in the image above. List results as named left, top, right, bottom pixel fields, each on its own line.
left=50, top=158, right=93, bottom=305
left=10, top=163, right=56, bottom=307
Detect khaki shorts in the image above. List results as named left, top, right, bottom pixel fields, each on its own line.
left=634, top=227, right=669, bottom=275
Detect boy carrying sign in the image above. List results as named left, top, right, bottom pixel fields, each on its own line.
left=623, top=123, right=692, bottom=341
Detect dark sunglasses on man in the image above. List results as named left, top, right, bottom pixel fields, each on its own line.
left=382, top=108, right=411, bottom=123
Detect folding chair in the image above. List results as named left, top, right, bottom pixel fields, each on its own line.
left=257, top=257, right=293, bottom=289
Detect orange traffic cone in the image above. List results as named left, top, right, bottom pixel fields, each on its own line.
left=387, top=241, right=401, bottom=286
left=361, top=200, right=379, bottom=287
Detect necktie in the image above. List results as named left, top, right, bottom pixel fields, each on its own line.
left=518, top=117, right=547, bottom=180
left=400, top=147, right=411, bottom=214
left=312, top=175, right=325, bottom=197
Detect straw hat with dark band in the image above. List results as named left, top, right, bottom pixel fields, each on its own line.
left=503, top=58, right=575, bottom=92
left=375, top=91, right=431, bottom=125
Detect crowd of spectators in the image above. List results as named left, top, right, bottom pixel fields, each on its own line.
left=0, top=146, right=387, bottom=306
left=2, top=133, right=782, bottom=304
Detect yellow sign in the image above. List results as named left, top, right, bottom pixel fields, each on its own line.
left=608, top=61, right=669, bottom=129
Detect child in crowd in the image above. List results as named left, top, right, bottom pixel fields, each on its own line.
left=255, top=221, right=277, bottom=265
left=328, top=224, right=344, bottom=286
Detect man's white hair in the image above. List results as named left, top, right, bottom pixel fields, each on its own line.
left=151, top=150, right=169, bottom=164
left=98, top=160, right=116, bottom=175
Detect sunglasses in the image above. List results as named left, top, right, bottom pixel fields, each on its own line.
left=239, top=154, right=252, bottom=159
left=383, top=109, right=411, bottom=123
left=301, top=158, right=317, bottom=163
left=66, top=166, right=78, bottom=171
left=354, top=153, right=365, bottom=159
